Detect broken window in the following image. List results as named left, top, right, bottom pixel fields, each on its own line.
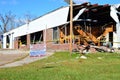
left=6, top=35, right=10, bottom=48
left=30, top=31, right=43, bottom=44
left=53, top=27, right=59, bottom=44
left=20, top=35, right=27, bottom=45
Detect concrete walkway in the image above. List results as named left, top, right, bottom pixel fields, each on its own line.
left=0, top=52, right=54, bottom=68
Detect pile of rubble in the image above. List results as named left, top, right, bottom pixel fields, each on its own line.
left=72, top=44, right=115, bottom=54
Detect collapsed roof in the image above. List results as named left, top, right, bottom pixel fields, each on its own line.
left=67, top=2, right=120, bottom=27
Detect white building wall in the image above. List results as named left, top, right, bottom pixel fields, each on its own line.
left=110, top=4, right=120, bottom=48
left=2, top=6, right=69, bottom=49
left=3, top=35, right=6, bottom=48
left=3, top=4, right=119, bottom=49
left=112, top=24, right=120, bottom=48
left=28, top=7, right=69, bottom=34
left=113, top=32, right=118, bottom=48
left=9, top=33, right=14, bottom=49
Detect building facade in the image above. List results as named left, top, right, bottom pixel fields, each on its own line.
left=2, top=3, right=120, bottom=50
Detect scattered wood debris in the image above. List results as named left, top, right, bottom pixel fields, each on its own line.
left=72, top=44, right=115, bottom=54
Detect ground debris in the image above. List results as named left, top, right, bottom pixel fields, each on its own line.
left=72, top=44, right=115, bottom=54
left=80, top=55, right=87, bottom=59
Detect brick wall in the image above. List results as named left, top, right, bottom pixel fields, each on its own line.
left=14, top=28, right=77, bottom=51
left=14, top=37, right=18, bottom=49
left=45, top=28, right=77, bottom=51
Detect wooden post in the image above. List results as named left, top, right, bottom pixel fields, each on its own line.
left=44, top=26, right=47, bottom=44
left=27, top=34, right=30, bottom=49
left=69, top=0, right=73, bottom=54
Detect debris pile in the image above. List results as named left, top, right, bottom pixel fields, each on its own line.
left=72, top=44, right=115, bottom=54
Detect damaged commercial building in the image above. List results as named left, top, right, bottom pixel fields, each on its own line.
left=2, top=2, right=120, bottom=51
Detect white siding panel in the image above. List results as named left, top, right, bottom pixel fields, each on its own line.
left=3, top=7, right=69, bottom=37
left=13, top=24, right=28, bottom=37
left=2, top=7, right=69, bottom=49
left=28, top=7, right=69, bottom=33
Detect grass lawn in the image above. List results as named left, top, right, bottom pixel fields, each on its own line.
left=0, top=52, right=120, bottom=80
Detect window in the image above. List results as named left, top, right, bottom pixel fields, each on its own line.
left=30, top=31, right=43, bottom=44
left=53, top=27, right=59, bottom=44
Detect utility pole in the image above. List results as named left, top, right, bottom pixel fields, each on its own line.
left=69, top=0, right=73, bottom=55
left=64, top=0, right=73, bottom=54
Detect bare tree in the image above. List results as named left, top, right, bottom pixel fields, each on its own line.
left=9, top=14, right=16, bottom=30
left=0, top=11, right=37, bottom=33
left=15, top=13, right=37, bottom=27
left=24, top=13, right=33, bottom=24
left=15, top=17, right=25, bottom=27
left=23, top=12, right=37, bottom=24
left=0, top=11, right=16, bottom=33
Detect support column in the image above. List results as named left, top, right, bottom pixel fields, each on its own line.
left=113, top=32, right=118, bottom=48
left=27, top=34, right=30, bottom=49
left=9, top=34, right=12, bottom=49
left=12, top=33, right=14, bottom=49
left=14, top=37, right=19, bottom=49
left=3, top=35, right=6, bottom=49
left=8, top=33, right=14, bottom=49
left=110, top=5, right=120, bottom=48
left=112, top=23, right=120, bottom=48
left=69, top=0, right=73, bottom=54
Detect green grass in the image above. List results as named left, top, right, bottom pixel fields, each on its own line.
left=0, top=52, right=120, bottom=80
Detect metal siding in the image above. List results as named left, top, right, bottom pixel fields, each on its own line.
left=28, top=7, right=69, bottom=33
left=3, top=7, right=69, bottom=37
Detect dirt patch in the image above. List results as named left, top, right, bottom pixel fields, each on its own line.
left=0, top=50, right=29, bottom=66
